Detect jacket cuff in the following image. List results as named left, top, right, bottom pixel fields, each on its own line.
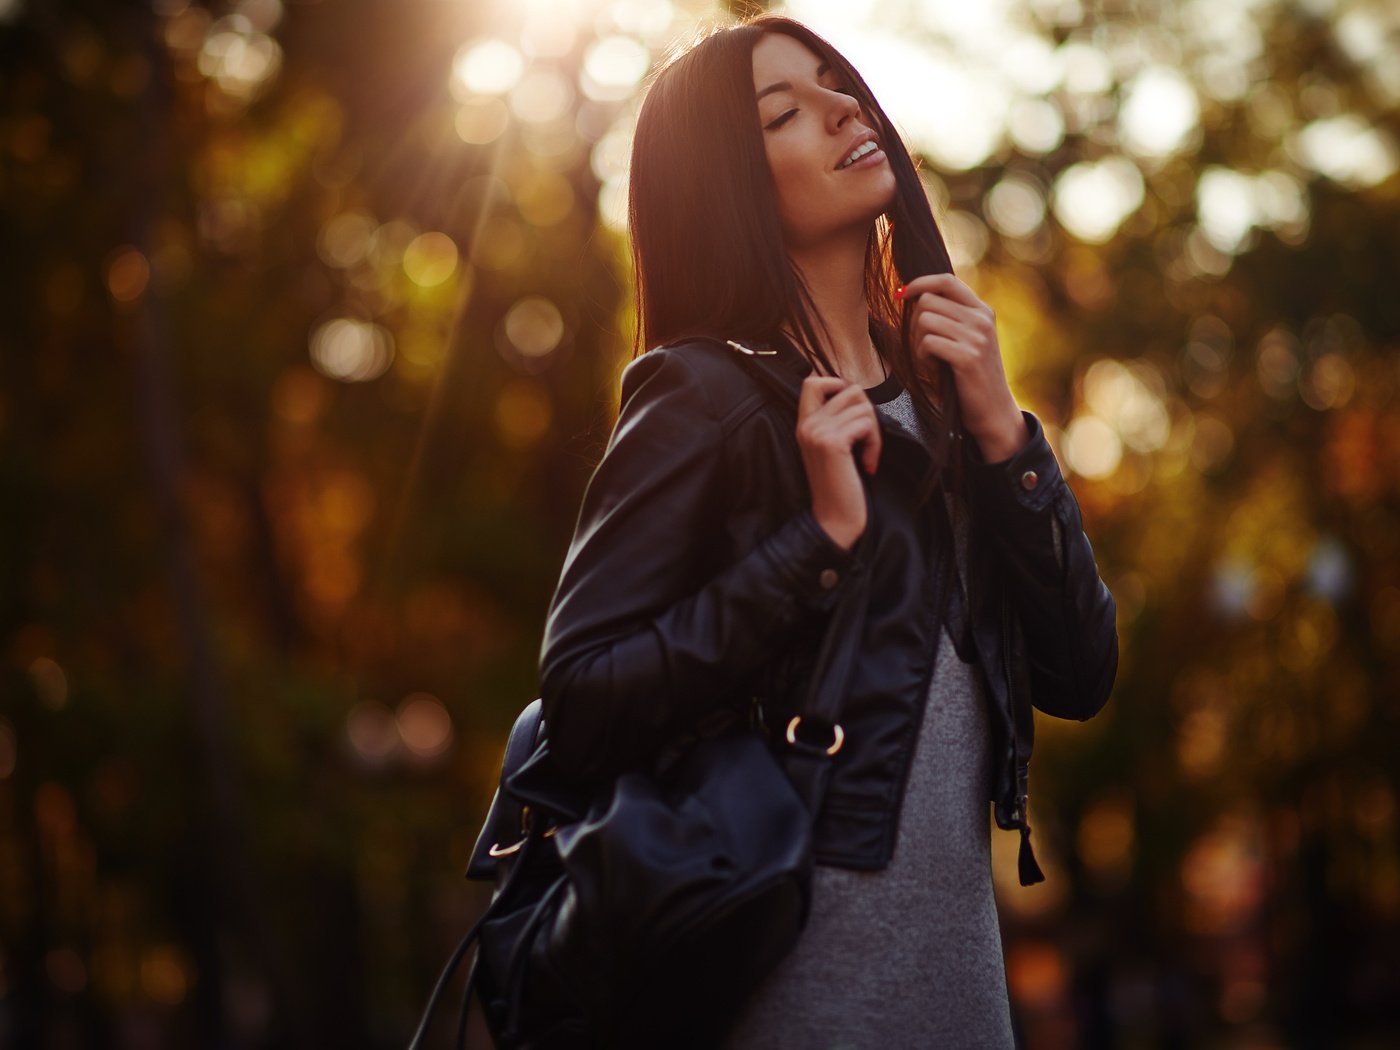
left=966, top=411, right=1062, bottom=519
left=758, top=509, right=859, bottom=615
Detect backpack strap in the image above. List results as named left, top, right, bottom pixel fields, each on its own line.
left=465, top=698, right=546, bottom=879
left=700, top=335, right=878, bottom=813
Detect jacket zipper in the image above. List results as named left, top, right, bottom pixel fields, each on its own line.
left=1001, top=576, right=1044, bottom=885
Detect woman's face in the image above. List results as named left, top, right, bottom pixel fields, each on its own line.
left=752, top=33, right=896, bottom=249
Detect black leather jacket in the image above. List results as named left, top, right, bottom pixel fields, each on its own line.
left=537, top=335, right=1118, bottom=883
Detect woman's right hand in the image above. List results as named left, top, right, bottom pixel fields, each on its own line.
left=796, top=375, right=882, bottom=552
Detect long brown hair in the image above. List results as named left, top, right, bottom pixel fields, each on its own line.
left=627, top=13, right=962, bottom=502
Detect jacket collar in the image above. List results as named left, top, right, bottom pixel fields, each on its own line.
left=718, top=334, right=811, bottom=378
left=721, top=333, right=929, bottom=460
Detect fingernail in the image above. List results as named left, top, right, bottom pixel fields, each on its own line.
left=894, top=285, right=905, bottom=301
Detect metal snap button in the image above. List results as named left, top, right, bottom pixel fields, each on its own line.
left=818, top=567, right=840, bottom=590
left=1020, top=470, right=1039, bottom=491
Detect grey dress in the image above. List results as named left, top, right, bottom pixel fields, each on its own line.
left=721, top=373, right=1016, bottom=1050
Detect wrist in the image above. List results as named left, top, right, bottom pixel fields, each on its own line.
left=814, top=517, right=860, bottom=552
left=973, top=406, right=1030, bottom=465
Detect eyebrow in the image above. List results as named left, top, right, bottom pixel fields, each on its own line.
left=756, top=61, right=831, bottom=102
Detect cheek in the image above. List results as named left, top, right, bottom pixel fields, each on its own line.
left=767, top=148, right=819, bottom=213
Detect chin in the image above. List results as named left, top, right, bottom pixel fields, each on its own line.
left=875, top=174, right=899, bottom=211
left=862, top=188, right=898, bottom=226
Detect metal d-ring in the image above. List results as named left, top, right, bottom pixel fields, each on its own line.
left=786, top=715, right=844, bottom=756
left=488, top=806, right=558, bottom=856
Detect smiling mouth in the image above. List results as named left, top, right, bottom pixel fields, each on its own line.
left=834, top=140, right=879, bottom=169
left=836, top=143, right=885, bottom=171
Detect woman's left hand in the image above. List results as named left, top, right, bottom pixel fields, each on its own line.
left=899, top=273, right=1029, bottom=463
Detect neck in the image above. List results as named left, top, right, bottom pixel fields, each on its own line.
left=783, top=230, right=882, bottom=381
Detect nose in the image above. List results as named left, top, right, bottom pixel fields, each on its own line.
left=824, top=87, right=861, bottom=133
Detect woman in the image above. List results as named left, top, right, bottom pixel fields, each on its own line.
left=536, top=14, right=1118, bottom=1048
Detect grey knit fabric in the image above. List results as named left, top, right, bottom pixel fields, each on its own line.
left=721, top=385, right=1015, bottom=1050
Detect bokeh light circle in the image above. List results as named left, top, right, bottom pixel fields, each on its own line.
left=1196, top=167, right=1257, bottom=254
left=346, top=701, right=399, bottom=767
left=318, top=211, right=375, bottom=268
left=396, top=693, right=454, bottom=761
left=1065, top=414, right=1123, bottom=479
left=1082, top=359, right=1170, bottom=453
left=309, top=318, right=394, bottom=382
left=106, top=247, right=151, bottom=303
left=456, top=96, right=509, bottom=145
left=503, top=296, right=565, bottom=360
left=581, top=35, right=651, bottom=102
left=1006, top=98, right=1065, bottom=155
left=402, top=232, right=459, bottom=287
left=942, top=210, right=990, bottom=268
left=508, top=69, right=574, bottom=124
left=1292, top=114, right=1399, bottom=189
left=1052, top=157, right=1145, bottom=243
left=453, top=39, right=525, bottom=96
left=985, top=175, right=1046, bottom=238
left=1119, top=66, right=1201, bottom=158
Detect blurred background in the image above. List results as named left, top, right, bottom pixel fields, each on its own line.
left=2, top=0, right=1398, bottom=1046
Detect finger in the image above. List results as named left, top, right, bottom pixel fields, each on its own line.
left=798, top=375, right=857, bottom=416
left=856, top=421, right=883, bottom=474
left=913, top=324, right=976, bottom=374
left=916, top=307, right=1000, bottom=371
left=811, top=381, right=872, bottom=417
left=800, top=375, right=854, bottom=396
left=827, top=399, right=880, bottom=433
left=910, top=291, right=974, bottom=325
left=859, top=420, right=881, bottom=474
left=916, top=332, right=974, bottom=370
left=913, top=309, right=967, bottom=344
left=900, top=272, right=983, bottom=310
left=811, top=396, right=879, bottom=439
left=830, top=407, right=882, bottom=473
left=805, top=398, right=875, bottom=448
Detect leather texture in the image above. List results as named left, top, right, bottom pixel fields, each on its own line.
left=537, top=333, right=1119, bottom=874
left=457, top=728, right=823, bottom=1050
left=537, top=731, right=817, bottom=1048
left=426, top=353, right=882, bottom=1050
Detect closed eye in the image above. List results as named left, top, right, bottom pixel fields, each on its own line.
left=763, top=85, right=859, bottom=131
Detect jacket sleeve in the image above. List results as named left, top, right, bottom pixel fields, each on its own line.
left=537, top=346, right=857, bottom=782
left=965, top=411, right=1118, bottom=721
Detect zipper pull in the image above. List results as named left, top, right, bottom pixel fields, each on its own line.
left=1017, top=824, right=1046, bottom=886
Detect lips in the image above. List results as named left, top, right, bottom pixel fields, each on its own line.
left=834, top=129, right=880, bottom=170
